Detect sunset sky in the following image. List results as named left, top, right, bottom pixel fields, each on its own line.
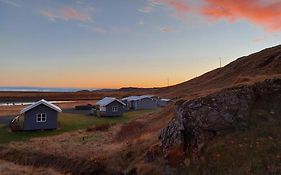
left=1, top=0, right=281, bottom=89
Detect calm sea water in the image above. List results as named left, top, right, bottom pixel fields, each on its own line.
left=0, top=87, right=99, bottom=106
left=0, top=87, right=97, bottom=92
left=0, top=101, right=76, bottom=106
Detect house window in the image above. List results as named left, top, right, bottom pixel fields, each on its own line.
left=112, top=106, right=118, bottom=112
left=100, top=106, right=106, bottom=112
left=36, top=113, right=47, bottom=122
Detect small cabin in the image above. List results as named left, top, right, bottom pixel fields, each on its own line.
left=158, top=98, right=172, bottom=107
left=96, top=97, right=125, bottom=117
left=10, top=99, right=62, bottom=131
left=122, top=95, right=158, bottom=110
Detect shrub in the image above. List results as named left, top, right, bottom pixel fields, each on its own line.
left=86, top=123, right=111, bottom=132
left=166, top=146, right=186, bottom=167
left=115, top=121, right=144, bottom=141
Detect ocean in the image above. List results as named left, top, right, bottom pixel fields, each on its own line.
left=0, top=87, right=96, bottom=92
left=0, top=101, right=76, bottom=106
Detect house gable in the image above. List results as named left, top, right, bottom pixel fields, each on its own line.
left=21, top=99, right=62, bottom=114
left=23, top=104, right=58, bottom=130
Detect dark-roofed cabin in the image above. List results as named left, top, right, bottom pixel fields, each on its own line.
left=96, top=97, right=125, bottom=117
left=10, top=99, right=62, bottom=131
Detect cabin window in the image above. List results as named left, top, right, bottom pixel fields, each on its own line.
left=36, top=113, right=47, bottom=122
left=112, top=106, right=118, bottom=112
left=100, top=106, right=106, bottom=112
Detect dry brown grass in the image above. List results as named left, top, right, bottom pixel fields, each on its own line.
left=86, top=123, right=113, bottom=132
left=6, top=108, right=167, bottom=160
left=0, top=91, right=136, bottom=102
left=115, top=105, right=174, bottom=144
left=115, top=121, right=144, bottom=142
left=2, top=106, right=173, bottom=174
left=165, top=146, right=186, bottom=167
left=8, top=129, right=110, bottom=159
left=0, top=159, right=62, bottom=175
left=157, top=45, right=281, bottom=100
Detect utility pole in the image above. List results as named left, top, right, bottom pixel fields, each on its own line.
left=167, top=77, right=170, bottom=87
left=219, top=57, right=222, bottom=68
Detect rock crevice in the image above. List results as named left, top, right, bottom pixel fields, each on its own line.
left=159, top=78, right=281, bottom=156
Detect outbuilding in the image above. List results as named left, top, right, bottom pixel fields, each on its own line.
left=10, top=99, right=62, bottom=131
left=96, top=97, right=125, bottom=117
left=122, top=95, right=158, bottom=110
left=158, top=98, right=172, bottom=107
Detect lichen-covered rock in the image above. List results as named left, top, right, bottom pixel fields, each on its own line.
left=159, top=78, right=281, bottom=156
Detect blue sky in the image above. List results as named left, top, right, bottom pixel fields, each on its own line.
left=1, top=0, right=281, bottom=88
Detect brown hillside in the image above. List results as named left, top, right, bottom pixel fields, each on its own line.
left=158, top=45, right=281, bottom=100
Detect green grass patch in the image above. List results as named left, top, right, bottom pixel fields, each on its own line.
left=0, top=109, right=159, bottom=144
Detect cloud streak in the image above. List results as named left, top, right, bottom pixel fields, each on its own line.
left=141, top=0, right=191, bottom=15
left=138, top=6, right=154, bottom=13
left=200, top=0, right=281, bottom=32
left=0, top=0, right=19, bottom=7
left=93, top=26, right=132, bottom=35
left=41, top=10, right=57, bottom=21
left=41, top=0, right=281, bottom=32
left=164, top=0, right=191, bottom=13
left=61, top=7, right=90, bottom=21
left=138, top=0, right=162, bottom=13
left=150, top=0, right=281, bottom=32
left=41, top=7, right=91, bottom=22
left=159, top=26, right=173, bottom=32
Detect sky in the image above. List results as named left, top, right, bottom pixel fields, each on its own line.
left=1, top=0, right=281, bottom=89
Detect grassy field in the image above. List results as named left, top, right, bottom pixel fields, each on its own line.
left=0, top=109, right=159, bottom=144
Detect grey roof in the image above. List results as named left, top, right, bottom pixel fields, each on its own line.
left=160, top=98, right=172, bottom=102
left=140, top=95, right=155, bottom=98
left=20, top=99, right=62, bottom=114
left=122, top=96, right=140, bottom=101
left=96, top=97, right=125, bottom=106
left=122, top=95, right=155, bottom=102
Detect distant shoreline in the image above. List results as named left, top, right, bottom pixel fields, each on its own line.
left=0, top=87, right=97, bottom=93
left=0, top=86, right=159, bottom=93
left=0, top=86, right=158, bottom=104
left=0, top=100, right=76, bottom=106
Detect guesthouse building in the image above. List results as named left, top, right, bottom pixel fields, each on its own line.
left=96, top=97, right=125, bottom=117
left=158, top=98, right=172, bottom=107
left=10, top=99, right=62, bottom=131
left=122, top=95, right=158, bottom=110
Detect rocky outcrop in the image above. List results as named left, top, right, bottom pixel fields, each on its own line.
left=159, top=78, right=281, bottom=156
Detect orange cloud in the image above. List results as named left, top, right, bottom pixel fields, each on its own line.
left=164, top=0, right=191, bottom=13
left=41, top=10, right=56, bottom=21
left=41, top=7, right=91, bottom=22
left=61, top=7, right=90, bottom=21
left=152, top=0, right=281, bottom=32
left=201, top=0, right=281, bottom=32
left=144, top=0, right=192, bottom=22
left=150, top=0, right=191, bottom=14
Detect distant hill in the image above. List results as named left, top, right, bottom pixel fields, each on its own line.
left=158, top=45, right=281, bottom=99
left=118, top=87, right=157, bottom=93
